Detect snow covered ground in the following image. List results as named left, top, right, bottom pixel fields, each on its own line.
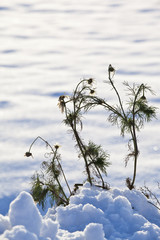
left=1, top=183, right=160, bottom=239
left=0, top=0, right=160, bottom=227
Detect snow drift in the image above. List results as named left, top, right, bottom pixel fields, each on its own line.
left=1, top=183, right=160, bottom=240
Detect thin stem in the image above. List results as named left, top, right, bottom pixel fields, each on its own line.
left=108, top=76, right=126, bottom=119
left=129, top=86, right=143, bottom=188
left=53, top=148, right=72, bottom=195
left=130, top=130, right=139, bottom=189
left=39, top=180, right=69, bottom=205
left=81, top=95, right=124, bottom=120
left=64, top=88, right=93, bottom=186
left=91, top=162, right=105, bottom=188
left=73, top=129, right=93, bottom=185
left=73, top=79, right=87, bottom=98
left=51, top=149, right=69, bottom=202
left=87, top=153, right=105, bottom=188
left=148, top=201, right=160, bottom=211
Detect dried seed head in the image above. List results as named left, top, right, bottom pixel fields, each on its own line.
left=90, top=89, right=95, bottom=95
left=24, top=152, right=33, bottom=158
left=54, top=144, right=61, bottom=150
left=108, top=64, right=116, bottom=79
left=87, top=78, right=94, bottom=85
left=58, top=95, right=66, bottom=113
left=108, top=64, right=115, bottom=72
left=59, top=95, right=66, bottom=102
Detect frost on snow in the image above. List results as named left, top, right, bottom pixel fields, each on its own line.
left=1, top=183, right=160, bottom=240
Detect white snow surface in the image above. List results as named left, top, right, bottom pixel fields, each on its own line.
left=1, top=183, right=160, bottom=240
left=0, top=0, right=160, bottom=200
left=1, top=0, right=160, bottom=223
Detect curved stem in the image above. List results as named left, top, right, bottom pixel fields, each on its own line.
left=51, top=149, right=70, bottom=201
left=73, top=79, right=87, bottom=98
left=28, top=136, right=71, bottom=195
left=108, top=76, right=126, bottom=119
left=64, top=87, right=93, bottom=186
left=40, top=181, right=69, bottom=205
left=87, top=153, right=105, bottom=188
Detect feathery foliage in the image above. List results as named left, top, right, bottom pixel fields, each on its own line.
left=25, top=137, right=70, bottom=209
left=25, top=65, right=157, bottom=210
left=75, top=65, right=157, bottom=189
left=58, top=78, right=111, bottom=188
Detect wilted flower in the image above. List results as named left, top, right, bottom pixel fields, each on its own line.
left=87, top=78, right=94, bottom=85
left=24, top=152, right=33, bottom=158
left=108, top=64, right=115, bottom=73
left=90, top=89, right=96, bottom=95
left=54, top=143, right=61, bottom=150
left=108, top=64, right=115, bottom=78
left=58, top=95, right=66, bottom=113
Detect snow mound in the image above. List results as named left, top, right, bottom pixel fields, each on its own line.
left=1, top=183, right=160, bottom=239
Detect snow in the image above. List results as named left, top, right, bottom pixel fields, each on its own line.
left=0, top=215, right=11, bottom=235
left=8, top=191, right=42, bottom=236
left=1, top=226, right=38, bottom=240
left=0, top=0, right=160, bottom=202
left=1, top=183, right=160, bottom=239
left=0, top=0, right=160, bottom=236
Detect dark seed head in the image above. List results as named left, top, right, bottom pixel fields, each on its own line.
left=108, top=64, right=115, bottom=72
left=54, top=144, right=60, bottom=150
left=90, top=89, right=95, bottom=95
left=59, top=95, right=66, bottom=102
left=24, top=152, right=33, bottom=157
left=87, top=78, right=94, bottom=85
left=140, top=95, right=147, bottom=101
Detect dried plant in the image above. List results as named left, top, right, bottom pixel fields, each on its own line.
left=79, top=65, right=157, bottom=189
left=25, top=136, right=71, bottom=209
left=140, top=183, right=160, bottom=211
left=58, top=78, right=111, bottom=188
left=25, top=65, right=157, bottom=210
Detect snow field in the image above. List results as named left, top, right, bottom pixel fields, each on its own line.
left=1, top=183, right=160, bottom=239
left=0, top=0, right=160, bottom=201
left=1, top=0, right=160, bottom=237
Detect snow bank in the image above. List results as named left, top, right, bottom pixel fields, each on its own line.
left=8, top=191, right=42, bottom=236
left=1, top=183, right=160, bottom=239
